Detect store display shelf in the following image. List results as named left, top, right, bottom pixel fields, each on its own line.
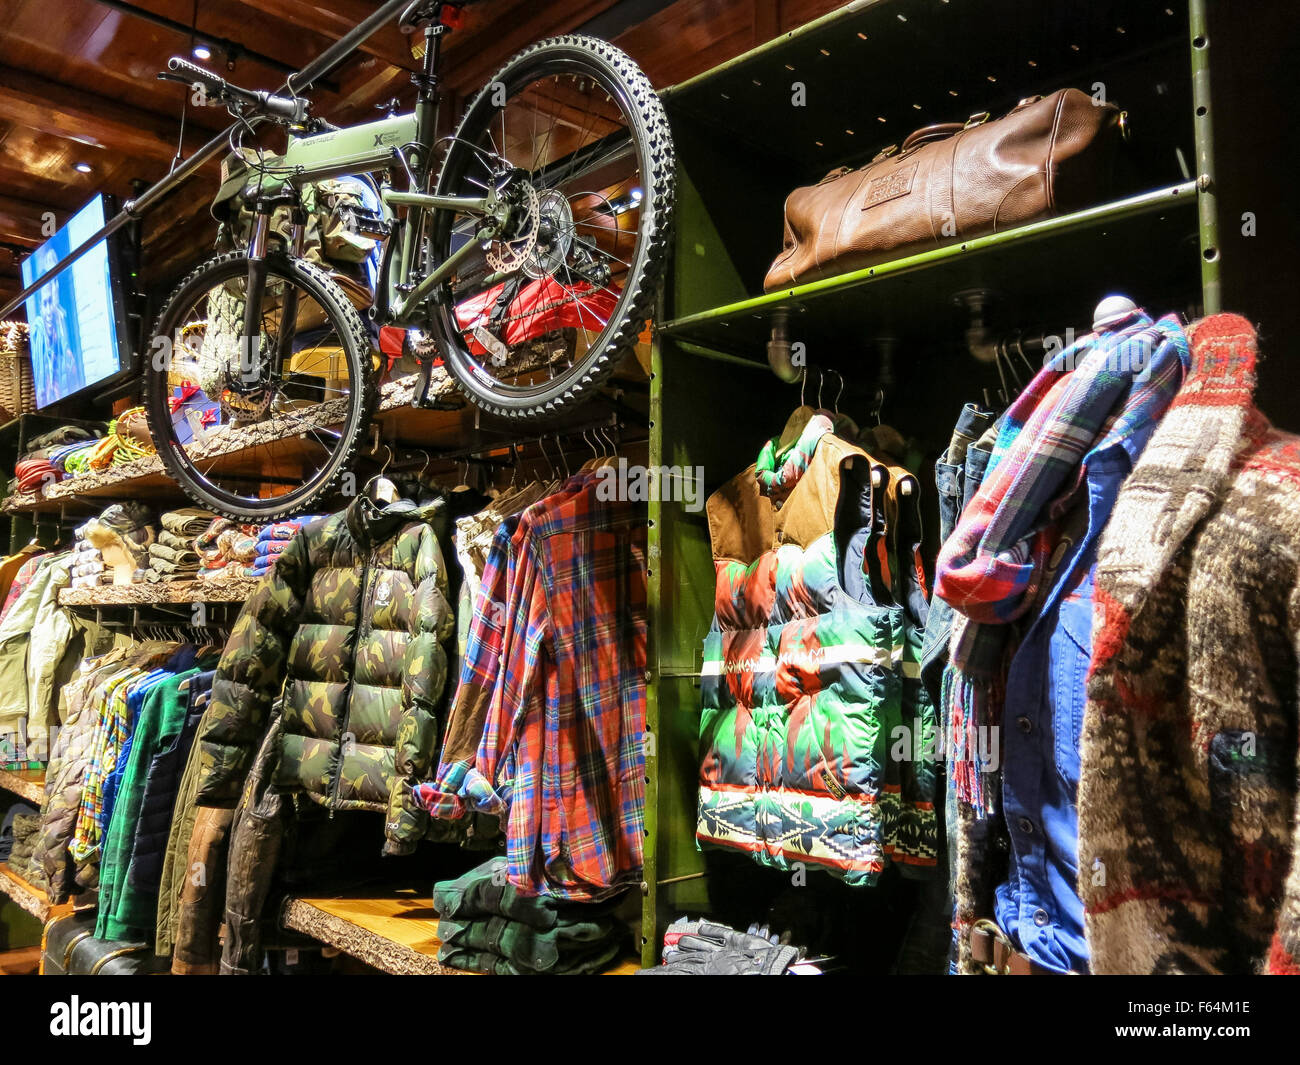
left=280, top=888, right=638, bottom=975
left=662, top=1, right=1186, bottom=173
left=58, top=577, right=262, bottom=607
left=281, top=890, right=469, bottom=976
left=1, top=367, right=458, bottom=515
left=660, top=182, right=1199, bottom=356
left=0, top=766, right=45, bottom=804
left=0, top=945, right=41, bottom=975
left=0, top=863, right=71, bottom=924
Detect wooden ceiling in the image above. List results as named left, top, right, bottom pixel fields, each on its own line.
left=0, top=0, right=844, bottom=309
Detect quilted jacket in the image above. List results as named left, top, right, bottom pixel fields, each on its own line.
left=696, top=421, right=938, bottom=886
left=195, top=484, right=455, bottom=855
left=37, top=645, right=139, bottom=902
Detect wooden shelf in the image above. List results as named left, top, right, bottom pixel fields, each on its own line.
left=0, top=945, right=41, bottom=975
left=0, top=766, right=44, bottom=804
left=280, top=888, right=471, bottom=976
left=2, top=368, right=458, bottom=515
left=660, top=182, right=1200, bottom=356
left=280, top=887, right=638, bottom=975
left=59, top=576, right=262, bottom=608
left=0, top=863, right=72, bottom=923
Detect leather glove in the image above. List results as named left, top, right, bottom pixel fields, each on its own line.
left=639, top=918, right=803, bottom=975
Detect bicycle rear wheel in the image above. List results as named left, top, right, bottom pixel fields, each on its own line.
left=426, top=34, right=675, bottom=419
left=142, top=250, right=375, bottom=521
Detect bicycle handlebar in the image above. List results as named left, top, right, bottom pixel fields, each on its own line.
left=165, top=57, right=306, bottom=123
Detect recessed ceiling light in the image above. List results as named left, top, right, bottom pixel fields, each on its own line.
left=193, top=44, right=212, bottom=60
left=73, top=162, right=92, bottom=174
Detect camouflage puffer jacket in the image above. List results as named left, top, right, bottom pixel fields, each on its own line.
left=195, top=486, right=455, bottom=855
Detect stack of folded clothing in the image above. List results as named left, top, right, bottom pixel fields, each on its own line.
left=247, top=518, right=321, bottom=578
left=14, top=426, right=104, bottom=494
left=196, top=519, right=259, bottom=579
left=146, top=533, right=202, bottom=583
left=81, top=503, right=157, bottom=585
left=161, top=507, right=220, bottom=538
left=69, top=525, right=106, bottom=589
left=144, top=508, right=218, bottom=584
left=432, top=857, right=628, bottom=975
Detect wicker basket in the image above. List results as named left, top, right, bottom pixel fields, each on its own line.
left=0, top=322, right=35, bottom=423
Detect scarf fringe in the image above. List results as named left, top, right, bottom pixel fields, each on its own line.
left=944, top=667, right=1004, bottom=816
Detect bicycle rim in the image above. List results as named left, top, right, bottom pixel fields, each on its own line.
left=427, top=36, right=673, bottom=417
left=144, top=253, right=373, bottom=520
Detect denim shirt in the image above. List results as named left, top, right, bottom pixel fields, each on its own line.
left=993, top=419, right=1158, bottom=974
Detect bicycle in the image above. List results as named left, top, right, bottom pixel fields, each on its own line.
left=143, top=0, right=674, bottom=520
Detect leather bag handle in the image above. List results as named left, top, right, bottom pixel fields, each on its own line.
left=900, top=122, right=964, bottom=153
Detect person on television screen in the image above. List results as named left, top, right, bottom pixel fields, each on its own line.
left=29, top=246, right=84, bottom=406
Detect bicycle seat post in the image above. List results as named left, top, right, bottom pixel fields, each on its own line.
left=408, top=5, right=452, bottom=181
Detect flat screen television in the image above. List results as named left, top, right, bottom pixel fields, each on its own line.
left=20, top=194, right=133, bottom=409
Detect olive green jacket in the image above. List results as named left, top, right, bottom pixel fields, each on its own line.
left=194, top=489, right=455, bottom=855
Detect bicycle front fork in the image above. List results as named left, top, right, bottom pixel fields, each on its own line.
left=241, top=200, right=307, bottom=387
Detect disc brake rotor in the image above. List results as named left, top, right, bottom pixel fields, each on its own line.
left=524, top=189, right=575, bottom=279
left=485, top=183, right=539, bottom=274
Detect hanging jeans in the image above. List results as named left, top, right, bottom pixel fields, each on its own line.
left=897, top=404, right=996, bottom=973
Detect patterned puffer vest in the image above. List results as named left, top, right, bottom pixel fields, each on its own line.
left=696, top=419, right=938, bottom=886
left=195, top=484, right=454, bottom=856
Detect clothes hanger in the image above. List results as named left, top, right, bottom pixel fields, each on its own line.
left=579, top=428, right=600, bottom=472
left=599, top=423, right=620, bottom=470
left=537, top=436, right=557, bottom=483
left=825, top=369, right=859, bottom=439
left=451, top=458, right=475, bottom=494
left=368, top=443, right=400, bottom=504
left=1010, top=331, right=1037, bottom=382
left=776, top=367, right=819, bottom=451
left=555, top=432, right=571, bottom=479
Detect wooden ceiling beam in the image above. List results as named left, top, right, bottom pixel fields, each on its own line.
left=0, top=64, right=204, bottom=165
left=0, top=195, right=53, bottom=247
left=226, top=0, right=416, bottom=73
left=0, top=164, right=87, bottom=213
left=0, top=35, right=231, bottom=136
left=444, top=0, right=622, bottom=95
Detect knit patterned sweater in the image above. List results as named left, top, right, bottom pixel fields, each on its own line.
left=1079, top=313, right=1300, bottom=974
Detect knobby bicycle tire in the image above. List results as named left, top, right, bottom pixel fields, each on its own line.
left=427, top=34, right=675, bottom=420
left=142, top=250, right=376, bottom=521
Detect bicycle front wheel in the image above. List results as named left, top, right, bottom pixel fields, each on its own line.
left=426, top=34, right=675, bottom=419
left=142, top=251, right=376, bottom=521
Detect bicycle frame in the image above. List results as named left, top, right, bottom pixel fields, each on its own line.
left=231, top=14, right=506, bottom=333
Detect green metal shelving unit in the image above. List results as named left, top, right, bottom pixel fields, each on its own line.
left=640, top=0, right=1221, bottom=967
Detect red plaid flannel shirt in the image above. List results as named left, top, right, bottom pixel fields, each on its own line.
left=415, top=472, right=647, bottom=900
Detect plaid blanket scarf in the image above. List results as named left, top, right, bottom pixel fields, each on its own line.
left=934, top=310, right=1189, bottom=810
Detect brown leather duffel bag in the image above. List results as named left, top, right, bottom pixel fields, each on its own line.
left=763, top=88, right=1123, bottom=292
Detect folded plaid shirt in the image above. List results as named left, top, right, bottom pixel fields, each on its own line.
left=415, top=471, right=647, bottom=901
